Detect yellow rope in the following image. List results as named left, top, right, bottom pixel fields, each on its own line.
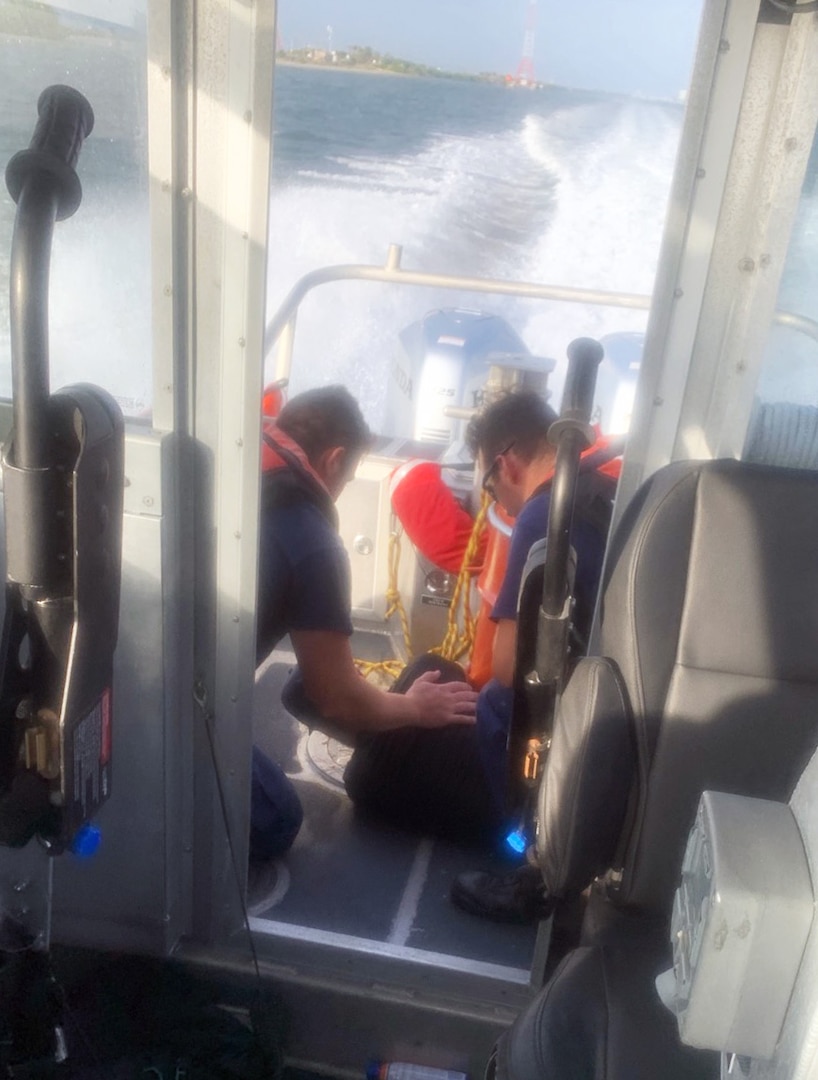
left=431, top=491, right=490, bottom=663
left=354, top=493, right=490, bottom=682
left=353, top=658, right=404, bottom=683
left=385, top=525, right=414, bottom=659
left=353, top=521, right=413, bottom=682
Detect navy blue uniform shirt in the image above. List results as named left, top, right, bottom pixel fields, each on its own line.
left=492, top=488, right=605, bottom=640
left=256, top=497, right=353, bottom=666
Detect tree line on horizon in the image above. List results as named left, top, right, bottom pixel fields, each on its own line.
left=277, top=43, right=504, bottom=83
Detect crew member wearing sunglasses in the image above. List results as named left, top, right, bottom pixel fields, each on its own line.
left=451, top=388, right=609, bottom=922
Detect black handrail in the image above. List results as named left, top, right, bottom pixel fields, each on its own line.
left=5, top=85, right=94, bottom=470
left=535, top=337, right=602, bottom=672
left=505, top=337, right=603, bottom=838
left=0, top=86, right=124, bottom=854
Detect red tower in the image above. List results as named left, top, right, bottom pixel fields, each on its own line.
left=515, top=0, right=537, bottom=86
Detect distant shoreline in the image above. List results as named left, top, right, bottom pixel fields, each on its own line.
left=274, top=58, right=493, bottom=84
left=276, top=59, right=415, bottom=78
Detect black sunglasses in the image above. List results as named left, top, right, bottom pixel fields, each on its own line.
left=481, top=442, right=515, bottom=498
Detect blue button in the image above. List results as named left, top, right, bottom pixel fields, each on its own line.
left=505, top=828, right=527, bottom=855
left=70, top=823, right=101, bottom=858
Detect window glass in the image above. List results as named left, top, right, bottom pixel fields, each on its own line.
left=744, top=127, right=818, bottom=468
left=266, top=3, right=704, bottom=437
left=0, top=1, right=151, bottom=418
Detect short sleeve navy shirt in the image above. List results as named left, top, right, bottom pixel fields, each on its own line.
left=491, top=489, right=606, bottom=640
left=256, top=497, right=353, bottom=665
left=492, top=491, right=549, bottom=622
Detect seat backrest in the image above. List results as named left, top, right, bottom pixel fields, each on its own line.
left=540, top=458, right=818, bottom=916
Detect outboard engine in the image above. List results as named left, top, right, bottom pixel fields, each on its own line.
left=354, top=308, right=557, bottom=660
left=385, top=308, right=556, bottom=447
left=593, top=330, right=644, bottom=435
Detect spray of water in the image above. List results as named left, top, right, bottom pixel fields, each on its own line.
left=265, top=90, right=684, bottom=427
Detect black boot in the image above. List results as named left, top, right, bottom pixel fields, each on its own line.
left=450, top=864, right=554, bottom=924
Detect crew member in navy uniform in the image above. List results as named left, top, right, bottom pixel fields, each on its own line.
left=256, top=386, right=611, bottom=924
left=344, top=391, right=610, bottom=872
left=253, top=385, right=481, bottom=878
left=446, top=389, right=610, bottom=922
left=345, top=388, right=613, bottom=920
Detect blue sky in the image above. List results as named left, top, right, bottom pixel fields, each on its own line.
left=47, top=0, right=704, bottom=101
left=278, top=0, right=704, bottom=100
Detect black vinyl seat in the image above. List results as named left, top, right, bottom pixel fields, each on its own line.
left=497, top=459, right=818, bottom=1080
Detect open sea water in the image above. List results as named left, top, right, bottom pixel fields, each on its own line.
left=267, top=65, right=684, bottom=423
left=1, top=40, right=816, bottom=423
left=0, top=29, right=150, bottom=412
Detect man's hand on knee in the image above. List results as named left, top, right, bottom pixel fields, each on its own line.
left=405, top=670, right=478, bottom=727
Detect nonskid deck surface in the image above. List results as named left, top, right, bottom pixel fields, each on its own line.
left=252, top=647, right=537, bottom=971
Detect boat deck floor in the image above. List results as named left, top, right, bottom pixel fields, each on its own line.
left=250, top=641, right=538, bottom=974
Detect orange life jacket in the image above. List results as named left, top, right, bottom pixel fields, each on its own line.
left=389, top=429, right=624, bottom=687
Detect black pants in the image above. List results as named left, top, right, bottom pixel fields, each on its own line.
left=343, top=654, right=504, bottom=847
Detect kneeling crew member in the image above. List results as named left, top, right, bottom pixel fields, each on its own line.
left=254, top=386, right=481, bottom=856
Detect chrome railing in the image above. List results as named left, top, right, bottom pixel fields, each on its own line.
left=265, top=243, right=652, bottom=382
left=264, top=242, right=818, bottom=383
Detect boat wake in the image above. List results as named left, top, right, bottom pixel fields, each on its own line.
left=267, top=89, right=683, bottom=421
